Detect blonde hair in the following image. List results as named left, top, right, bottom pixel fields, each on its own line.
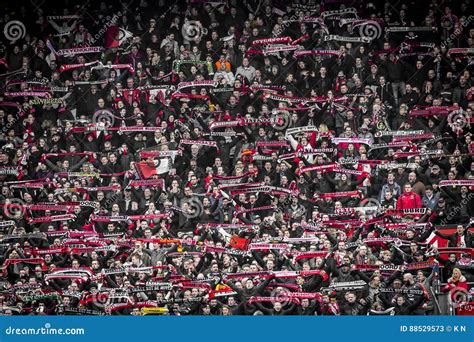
left=319, top=124, right=329, bottom=132
left=452, top=268, right=462, bottom=281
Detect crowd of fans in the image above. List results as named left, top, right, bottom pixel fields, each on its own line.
left=0, top=0, right=473, bottom=316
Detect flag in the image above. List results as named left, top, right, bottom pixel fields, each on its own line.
left=426, top=227, right=458, bottom=249
left=104, top=26, right=133, bottom=49
left=209, top=284, right=237, bottom=299
left=229, top=235, right=249, bottom=250
left=136, top=159, right=170, bottom=179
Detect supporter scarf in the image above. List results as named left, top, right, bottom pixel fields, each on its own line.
left=211, top=172, right=252, bottom=185
left=248, top=243, right=289, bottom=250
left=324, top=35, right=371, bottom=43
left=8, top=182, right=45, bottom=189
left=374, top=129, right=425, bottom=137
left=376, top=162, right=418, bottom=170
left=278, top=149, right=334, bottom=161
left=2, top=203, right=66, bottom=211
left=394, top=150, right=444, bottom=159
left=300, top=163, right=338, bottom=173
left=293, top=49, right=340, bottom=58
left=256, top=141, right=290, bottom=148
left=204, top=246, right=248, bottom=256
left=90, top=213, right=169, bottom=222
left=334, top=207, right=377, bottom=216
left=54, top=185, right=120, bottom=194
left=251, top=154, right=274, bottom=161
left=409, top=106, right=459, bottom=117
left=170, top=92, right=210, bottom=102
left=294, top=252, right=329, bottom=261
left=248, top=296, right=300, bottom=304
left=139, top=150, right=182, bottom=159
left=55, top=46, right=104, bottom=56
left=263, top=45, right=302, bottom=55
left=252, top=36, right=292, bottom=46
left=31, top=98, right=63, bottom=105
left=196, top=223, right=259, bottom=231
left=58, top=61, right=99, bottom=73
left=65, top=308, right=105, bottom=316
left=331, top=168, right=368, bottom=176
left=28, top=214, right=76, bottom=223
left=4, top=91, right=50, bottom=97
left=392, top=133, right=434, bottom=141
left=280, top=292, right=322, bottom=300
left=235, top=205, right=275, bottom=216
left=109, top=302, right=158, bottom=311
left=448, top=48, right=474, bottom=55
left=230, top=185, right=298, bottom=197
left=1, top=233, right=47, bottom=241
left=47, top=15, right=80, bottom=20
left=43, top=152, right=93, bottom=159
left=129, top=179, right=164, bottom=188
left=316, top=190, right=360, bottom=199
left=2, top=258, right=45, bottom=269
left=385, top=208, right=427, bottom=216
left=331, top=137, right=373, bottom=146
left=369, top=141, right=412, bottom=151
left=0, top=167, right=20, bottom=175
left=179, top=139, right=218, bottom=148
left=177, top=80, right=218, bottom=91
left=321, top=7, right=357, bottom=18
left=379, top=288, right=425, bottom=295
left=386, top=26, right=434, bottom=32
left=362, top=237, right=396, bottom=246
left=438, top=180, right=474, bottom=187
left=172, top=60, right=214, bottom=75
left=55, top=172, right=101, bottom=178
left=285, top=126, right=319, bottom=136
left=328, top=280, right=366, bottom=291
left=384, top=223, right=431, bottom=230
left=0, top=220, right=15, bottom=227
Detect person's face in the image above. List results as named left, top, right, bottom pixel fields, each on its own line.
left=347, top=294, right=356, bottom=303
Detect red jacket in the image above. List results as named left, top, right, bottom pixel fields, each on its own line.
left=396, top=191, right=421, bottom=210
